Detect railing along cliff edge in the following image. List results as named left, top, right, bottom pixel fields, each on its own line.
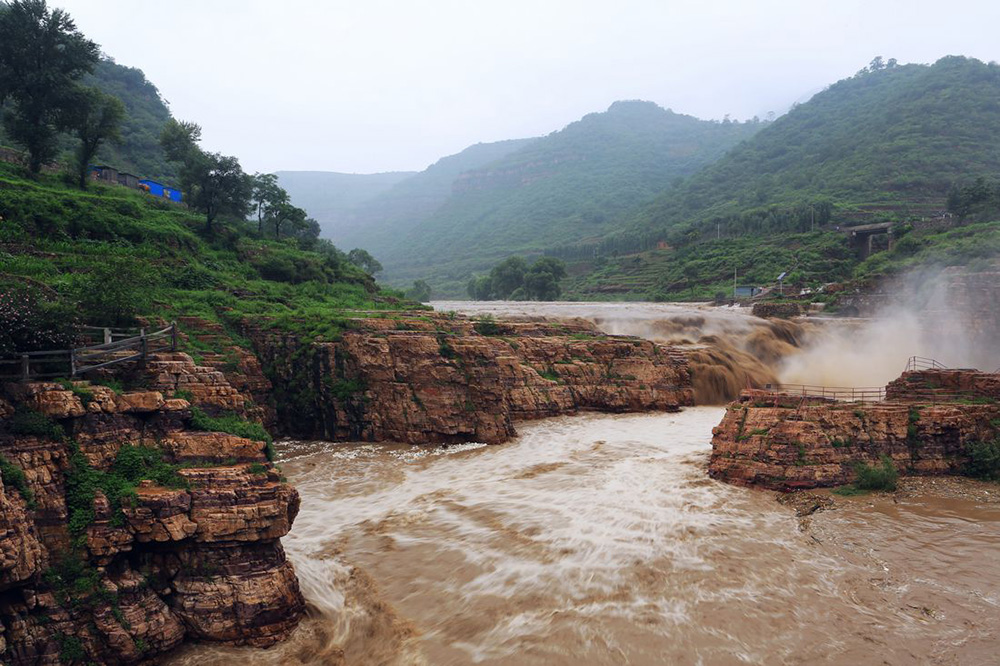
left=0, top=323, right=177, bottom=381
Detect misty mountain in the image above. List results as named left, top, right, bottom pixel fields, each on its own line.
left=275, top=170, right=416, bottom=243
left=616, top=56, right=1000, bottom=246
left=285, top=138, right=536, bottom=251
left=556, top=56, right=1000, bottom=300
left=374, top=101, right=763, bottom=294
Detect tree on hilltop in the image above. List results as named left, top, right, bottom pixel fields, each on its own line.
left=0, top=0, right=99, bottom=174
left=159, top=118, right=251, bottom=232
left=70, top=88, right=125, bottom=189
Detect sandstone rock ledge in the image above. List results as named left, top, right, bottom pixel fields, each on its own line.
left=253, top=314, right=694, bottom=444
left=0, top=370, right=303, bottom=664
left=709, top=369, right=1000, bottom=490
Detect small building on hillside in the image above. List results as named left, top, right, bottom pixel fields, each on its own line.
left=734, top=285, right=762, bottom=299
left=91, top=165, right=119, bottom=183
left=118, top=172, right=140, bottom=189
left=139, top=179, right=183, bottom=203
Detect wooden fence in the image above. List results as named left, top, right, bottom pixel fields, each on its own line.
left=0, top=323, right=177, bottom=381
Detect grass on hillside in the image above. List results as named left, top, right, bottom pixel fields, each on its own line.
left=0, top=161, right=414, bottom=356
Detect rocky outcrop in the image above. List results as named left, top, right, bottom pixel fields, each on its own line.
left=253, top=313, right=693, bottom=444
left=709, top=372, right=1000, bottom=490
left=885, top=369, right=1000, bottom=402
left=751, top=302, right=801, bottom=319
left=0, top=367, right=303, bottom=664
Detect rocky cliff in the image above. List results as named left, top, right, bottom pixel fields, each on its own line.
left=709, top=370, right=1000, bottom=490
left=0, top=354, right=303, bottom=664
left=251, top=313, right=694, bottom=444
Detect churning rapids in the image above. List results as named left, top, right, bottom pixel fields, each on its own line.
left=168, top=302, right=1000, bottom=665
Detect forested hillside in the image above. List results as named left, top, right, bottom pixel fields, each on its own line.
left=0, top=57, right=178, bottom=183
left=82, top=58, right=178, bottom=182
left=554, top=56, right=1000, bottom=300
left=607, top=57, right=1000, bottom=251
left=288, top=138, right=537, bottom=253
left=375, top=101, right=763, bottom=295
left=275, top=170, right=415, bottom=243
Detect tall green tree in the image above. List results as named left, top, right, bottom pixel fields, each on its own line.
left=188, top=152, right=252, bottom=233
left=0, top=0, right=99, bottom=174
left=159, top=119, right=251, bottom=232
left=523, top=257, right=567, bottom=300
left=270, top=201, right=307, bottom=239
left=347, top=248, right=383, bottom=275
left=406, top=279, right=432, bottom=302
left=70, top=87, right=125, bottom=189
left=250, top=172, right=287, bottom=235
left=489, top=256, right=527, bottom=299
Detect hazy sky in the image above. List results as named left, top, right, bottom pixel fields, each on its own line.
left=56, top=0, right=1000, bottom=174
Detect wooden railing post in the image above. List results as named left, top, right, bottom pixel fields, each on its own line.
left=70, top=349, right=77, bottom=378
left=104, top=328, right=112, bottom=345
left=171, top=322, right=178, bottom=351
left=21, top=354, right=29, bottom=380
left=140, top=328, right=147, bottom=360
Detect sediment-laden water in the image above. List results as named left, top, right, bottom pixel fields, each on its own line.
left=168, top=302, right=1000, bottom=664
left=168, top=409, right=1000, bottom=665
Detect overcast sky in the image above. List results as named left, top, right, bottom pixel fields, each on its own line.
left=55, top=0, right=1000, bottom=174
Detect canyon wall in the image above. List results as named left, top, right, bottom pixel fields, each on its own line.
left=709, top=370, right=1000, bottom=490
left=0, top=354, right=303, bottom=664
left=251, top=313, right=694, bottom=444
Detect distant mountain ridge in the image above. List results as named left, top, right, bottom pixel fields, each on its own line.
left=313, top=138, right=537, bottom=252
left=275, top=170, right=416, bottom=244
left=314, top=100, right=763, bottom=295
left=615, top=56, right=1000, bottom=247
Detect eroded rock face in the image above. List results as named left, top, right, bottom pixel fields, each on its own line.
left=0, top=370, right=303, bottom=664
left=254, top=314, right=693, bottom=444
left=709, top=379, right=1000, bottom=490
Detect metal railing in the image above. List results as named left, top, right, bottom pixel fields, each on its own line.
left=763, top=383, right=887, bottom=403
left=904, top=356, right=948, bottom=372
left=0, top=323, right=177, bottom=381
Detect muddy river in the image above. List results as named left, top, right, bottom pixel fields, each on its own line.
left=168, top=302, right=1000, bottom=665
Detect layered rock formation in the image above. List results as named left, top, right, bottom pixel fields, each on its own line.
left=709, top=370, right=1000, bottom=490
left=252, top=313, right=693, bottom=444
left=0, top=364, right=303, bottom=664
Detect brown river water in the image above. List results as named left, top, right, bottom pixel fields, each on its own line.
left=168, top=302, right=1000, bottom=665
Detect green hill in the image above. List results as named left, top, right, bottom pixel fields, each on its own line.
left=373, top=101, right=763, bottom=295
left=323, top=138, right=537, bottom=254
left=82, top=58, right=179, bottom=183
left=1, top=57, right=179, bottom=184
left=559, top=57, right=1000, bottom=299
left=275, top=170, right=416, bottom=244
left=618, top=56, right=1000, bottom=249
left=0, top=160, right=404, bottom=356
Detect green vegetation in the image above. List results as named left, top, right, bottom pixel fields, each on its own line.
left=65, top=443, right=188, bottom=538
left=9, top=407, right=64, bottom=440
left=553, top=57, right=1000, bottom=299
left=330, top=102, right=762, bottom=296
left=0, top=0, right=101, bottom=174
left=831, top=485, right=869, bottom=497
left=853, top=455, right=899, bottom=491
left=284, top=139, right=535, bottom=260
left=468, top=256, right=568, bottom=301
left=189, top=406, right=273, bottom=447
left=0, top=454, right=35, bottom=508
left=0, top=158, right=404, bottom=352
left=57, top=379, right=94, bottom=406
left=963, top=439, right=1000, bottom=481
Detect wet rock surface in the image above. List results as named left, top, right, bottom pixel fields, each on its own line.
left=253, top=312, right=693, bottom=444
left=709, top=370, right=1000, bottom=490
left=0, top=364, right=303, bottom=664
